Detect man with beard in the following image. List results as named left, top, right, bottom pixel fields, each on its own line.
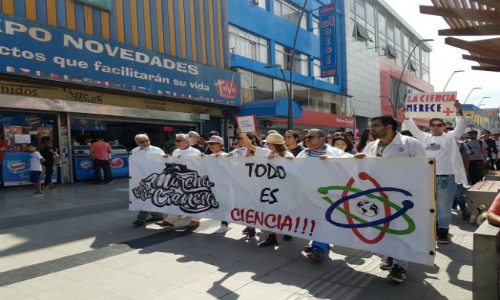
left=362, top=115, right=425, bottom=283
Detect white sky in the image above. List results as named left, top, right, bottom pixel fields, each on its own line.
left=383, top=0, right=500, bottom=109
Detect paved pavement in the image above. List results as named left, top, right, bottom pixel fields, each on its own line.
left=0, top=180, right=475, bottom=300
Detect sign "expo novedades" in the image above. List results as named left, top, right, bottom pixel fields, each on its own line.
left=0, top=14, right=241, bottom=106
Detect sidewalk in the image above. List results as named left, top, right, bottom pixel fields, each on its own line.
left=0, top=180, right=475, bottom=300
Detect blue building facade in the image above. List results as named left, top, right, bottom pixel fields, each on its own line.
left=228, top=0, right=356, bottom=131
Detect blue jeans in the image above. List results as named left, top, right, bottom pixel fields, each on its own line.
left=436, top=175, right=457, bottom=230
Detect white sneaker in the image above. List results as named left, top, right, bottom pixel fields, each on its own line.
left=214, top=224, right=229, bottom=234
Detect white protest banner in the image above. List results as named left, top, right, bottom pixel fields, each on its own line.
left=405, top=92, right=457, bottom=119
left=129, top=154, right=436, bottom=265
left=235, top=115, right=257, bottom=133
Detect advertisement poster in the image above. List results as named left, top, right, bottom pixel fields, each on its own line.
left=0, top=14, right=241, bottom=106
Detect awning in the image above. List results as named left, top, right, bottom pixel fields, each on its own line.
left=237, top=98, right=302, bottom=118
left=420, top=1, right=500, bottom=72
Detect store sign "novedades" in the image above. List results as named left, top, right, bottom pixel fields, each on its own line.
left=0, top=14, right=241, bottom=106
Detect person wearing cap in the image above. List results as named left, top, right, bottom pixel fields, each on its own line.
left=403, top=101, right=467, bottom=244
left=206, top=131, right=221, bottom=154
left=156, top=133, right=203, bottom=228
left=239, top=130, right=294, bottom=247
left=188, top=131, right=206, bottom=154
left=131, top=134, right=169, bottom=227
left=206, top=135, right=231, bottom=234
left=465, top=130, right=487, bottom=185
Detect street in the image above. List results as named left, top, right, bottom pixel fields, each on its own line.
left=0, top=179, right=474, bottom=300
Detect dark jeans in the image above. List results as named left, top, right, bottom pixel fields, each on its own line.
left=468, top=160, right=484, bottom=185
left=44, top=163, right=54, bottom=185
left=93, top=159, right=112, bottom=183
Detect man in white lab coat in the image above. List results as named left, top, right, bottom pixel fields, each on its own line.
left=362, top=115, right=426, bottom=283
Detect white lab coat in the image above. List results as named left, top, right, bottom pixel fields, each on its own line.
left=363, top=132, right=426, bottom=158
left=404, top=116, right=468, bottom=185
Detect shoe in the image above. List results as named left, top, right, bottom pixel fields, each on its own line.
left=307, top=247, right=326, bottom=262
left=33, top=192, right=43, bottom=196
left=155, top=221, right=174, bottom=227
left=214, top=224, right=229, bottom=234
left=187, top=221, right=200, bottom=228
left=132, top=220, right=145, bottom=227
left=104, top=181, right=114, bottom=184
left=437, top=228, right=450, bottom=244
left=387, top=265, right=407, bottom=283
left=258, top=235, right=278, bottom=247
left=246, top=228, right=256, bottom=239
left=283, top=235, right=292, bottom=241
left=242, top=227, right=249, bottom=234
left=146, top=216, right=164, bottom=223
left=380, top=257, right=394, bottom=270
left=462, top=210, right=471, bottom=220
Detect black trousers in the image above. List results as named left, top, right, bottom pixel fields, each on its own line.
left=44, top=163, right=54, bottom=185
left=93, top=159, right=112, bottom=183
left=468, top=160, right=484, bottom=185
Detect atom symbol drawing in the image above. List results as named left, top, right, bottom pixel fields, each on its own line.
left=318, top=172, right=416, bottom=244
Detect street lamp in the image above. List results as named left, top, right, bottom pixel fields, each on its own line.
left=463, top=87, right=482, bottom=104
left=394, top=39, right=434, bottom=118
left=443, top=70, right=464, bottom=91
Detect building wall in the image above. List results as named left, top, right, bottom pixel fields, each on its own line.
left=228, top=0, right=345, bottom=95
left=344, top=0, right=434, bottom=123
left=343, top=4, right=380, bottom=119
left=0, top=0, right=228, bottom=68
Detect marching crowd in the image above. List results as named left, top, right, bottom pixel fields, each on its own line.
left=129, top=100, right=500, bottom=284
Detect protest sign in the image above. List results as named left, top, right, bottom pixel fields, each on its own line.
left=236, top=115, right=257, bottom=133
left=405, top=92, right=457, bottom=119
left=129, top=154, right=436, bottom=265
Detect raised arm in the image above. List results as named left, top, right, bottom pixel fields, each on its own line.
left=403, top=117, right=427, bottom=141
left=450, top=102, right=466, bottom=140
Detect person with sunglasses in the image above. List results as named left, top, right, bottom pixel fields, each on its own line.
left=231, top=138, right=242, bottom=150
left=156, top=133, right=203, bottom=228
left=130, top=134, right=169, bottom=227
left=296, top=129, right=354, bottom=262
left=206, top=135, right=231, bottom=234
left=403, top=101, right=467, bottom=244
